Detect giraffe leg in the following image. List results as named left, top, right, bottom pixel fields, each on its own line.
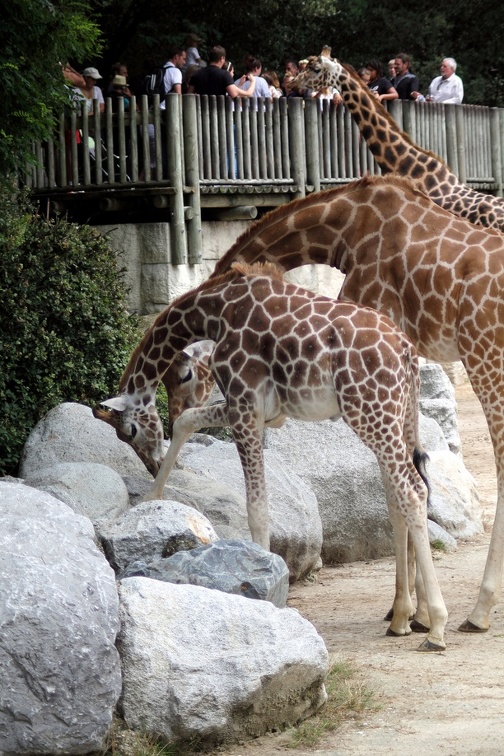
left=384, top=507, right=413, bottom=637
left=380, top=460, right=447, bottom=651
left=228, top=412, right=270, bottom=551
left=383, top=531, right=417, bottom=623
left=144, top=403, right=229, bottom=501
left=459, top=370, right=504, bottom=632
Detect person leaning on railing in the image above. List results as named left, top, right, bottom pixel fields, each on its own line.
left=187, top=45, right=255, bottom=99
left=412, top=57, right=464, bottom=104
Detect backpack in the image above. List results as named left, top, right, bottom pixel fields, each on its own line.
left=141, top=64, right=170, bottom=102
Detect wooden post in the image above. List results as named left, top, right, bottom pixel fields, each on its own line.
left=490, top=108, right=503, bottom=196
left=288, top=97, right=306, bottom=198
left=165, top=94, right=186, bottom=265
left=304, top=98, right=320, bottom=193
left=455, top=105, right=467, bottom=184
left=445, top=104, right=458, bottom=175
left=183, top=94, right=202, bottom=264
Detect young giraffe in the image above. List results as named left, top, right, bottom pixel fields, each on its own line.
left=95, top=262, right=448, bottom=651
left=292, top=54, right=504, bottom=232
left=161, top=174, right=504, bottom=635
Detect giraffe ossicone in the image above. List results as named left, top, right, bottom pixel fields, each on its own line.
left=292, top=53, right=504, bottom=232
left=96, top=262, right=447, bottom=651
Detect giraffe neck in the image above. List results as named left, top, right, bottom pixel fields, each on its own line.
left=339, top=65, right=454, bottom=196
left=119, top=270, right=249, bottom=397
left=336, top=63, right=504, bottom=228
left=211, top=187, right=352, bottom=279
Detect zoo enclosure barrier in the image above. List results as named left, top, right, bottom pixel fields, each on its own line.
left=26, top=93, right=504, bottom=266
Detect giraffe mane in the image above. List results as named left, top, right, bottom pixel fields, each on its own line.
left=118, top=263, right=285, bottom=391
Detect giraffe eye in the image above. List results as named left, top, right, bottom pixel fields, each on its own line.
left=130, top=424, right=138, bottom=439
left=180, top=368, right=193, bottom=384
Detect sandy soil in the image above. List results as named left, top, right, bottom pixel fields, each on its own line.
left=222, top=380, right=504, bottom=756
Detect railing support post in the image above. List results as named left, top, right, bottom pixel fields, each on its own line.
left=455, top=106, right=467, bottom=184
left=165, top=94, right=187, bottom=265
left=304, top=98, right=320, bottom=193
left=183, top=94, right=202, bottom=264
left=288, top=97, right=306, bottom=198
left=490, top=108, right=503, bottom=197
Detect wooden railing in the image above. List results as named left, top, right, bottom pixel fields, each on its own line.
left=26, top=94, right=504, bottom=264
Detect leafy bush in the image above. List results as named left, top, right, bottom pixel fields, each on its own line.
left=0, top=185, right=141, bottom=475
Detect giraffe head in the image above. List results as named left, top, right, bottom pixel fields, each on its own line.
left=291, top=53, right=344, bottom=92
left=161, top=340, right=217, bottom=436
left=93, top=394, right=165, bottom=477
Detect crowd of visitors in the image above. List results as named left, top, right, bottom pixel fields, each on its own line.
left=63, top=43, right=464, bottom=111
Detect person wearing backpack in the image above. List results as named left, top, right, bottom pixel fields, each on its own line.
left=160, top=46, right=186, bottom=108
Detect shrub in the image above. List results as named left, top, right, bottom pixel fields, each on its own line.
left=0, top=185, right=141, bottom=475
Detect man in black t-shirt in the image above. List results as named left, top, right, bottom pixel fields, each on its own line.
left=188, top=45, right=255, bottom=98
left=393, top=53, right=420, bottom=100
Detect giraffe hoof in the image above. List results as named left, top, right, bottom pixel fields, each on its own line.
left=458, top=619, right=489, bottom=633
left=410, top=619, right=430, bottom=633
left=385, top=626, right=412, bottom=638
left=416, top=637, right=446, bottom=652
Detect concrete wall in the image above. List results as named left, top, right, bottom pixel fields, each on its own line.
left=97, top=221, right=345, bottom=315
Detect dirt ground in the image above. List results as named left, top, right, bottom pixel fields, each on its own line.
left=222, top=379, right=504, bottom=756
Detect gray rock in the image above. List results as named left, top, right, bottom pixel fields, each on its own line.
left=427, top=520, right=458, bottom=551
left=0, top=481, right=121, bottom=755
left=99, top=499, right=219, bottom=572
left=420, top=363, right=461, bottom=454
left=24, top=462, right=130, bottom=528
left=123, top=539, right=290, bottom=608
left=20, top=402, right=148, bottom=479
left=118, top=578, right=328, bottom=746
left=427, top=451, right=483, bottom=538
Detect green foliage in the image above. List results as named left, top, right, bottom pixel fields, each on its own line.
left=0, top=0, right=102, bottom=174
left=0, top=183, right=141, bottom=476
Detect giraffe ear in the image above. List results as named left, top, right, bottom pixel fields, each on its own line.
left=182, top=340, right=215, bottom=362
left=99, top=395, right=129, bottom=413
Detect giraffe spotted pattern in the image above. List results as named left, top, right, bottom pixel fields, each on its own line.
left=95, top=263, right=448, bottom=650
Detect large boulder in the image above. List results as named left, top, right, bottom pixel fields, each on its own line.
left=120, top=539, right=291, bottom=608
left=98, top=499, right=219, bottom=572
left=19, top=402, right=148, bottom=479
left=0, top=481, right=121, bottom=755
left=118, top=577, right=328, bottom=747
left=420, top=362, right=461, bottom=454
left=24, top=461, right=130, bottom=528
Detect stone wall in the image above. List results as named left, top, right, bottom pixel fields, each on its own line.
left=97, top=221, right=345, bottom=315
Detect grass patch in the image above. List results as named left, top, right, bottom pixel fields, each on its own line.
left=286, top=656, right=379, bottom=749
left=431, top=539, right=447, bottom=552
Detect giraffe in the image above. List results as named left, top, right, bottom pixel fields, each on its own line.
left=158, top=174, right=504, bottom=635
left=292, top=54, right=504, bottom=232
left=95, top=261, right=448, bottom=651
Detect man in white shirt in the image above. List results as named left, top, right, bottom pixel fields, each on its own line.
left=425, top=57, right=464, bottom=104
left=160, top=46, right=186, bottom=109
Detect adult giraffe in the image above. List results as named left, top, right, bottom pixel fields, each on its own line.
left=292, top=54, right=504, bottom=232
left=95, top=262, right=448, bottom=650
left=158, top=174, right=504, bottom=635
